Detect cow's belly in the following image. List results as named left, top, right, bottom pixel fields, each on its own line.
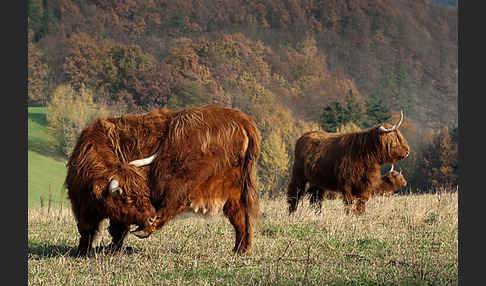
left=188, top=197, right=226, bottom=216
left=173, top=197, right=227, bottom=221
left=172, top=172, right=240, bottom=220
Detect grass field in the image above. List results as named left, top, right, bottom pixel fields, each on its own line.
left=28, top=192, right=458, bottom=285
left=27, top=106, right=458, bottom=285
left=28, top=107, right=68, bottom=208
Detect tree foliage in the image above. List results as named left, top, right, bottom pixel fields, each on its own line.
left=28, top=0, right=458, bottom=192
left=417, top=126, right=458, bottom=188
left=28, top=0, right=57, bottom=42
left=364, top=91, right=391, bottom=128
left=46, top=84, right=111, bottom=157
left=28, top=29, right=49, bottom=105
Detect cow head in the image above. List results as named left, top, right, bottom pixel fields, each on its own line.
left=382, top=165, right=407, bottom=196
left=375, top=110, right=410, bottom=164
left=107, top=152, right=159, bottom=197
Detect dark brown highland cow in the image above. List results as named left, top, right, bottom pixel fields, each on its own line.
left=287, top=111, right=409, bottom=215
left=307, top=165, right=407, bottom=212
left=66, top=105, right=261, bottom=256
left=130, top=105, right=261, bottom=254
left=66, top=108, right=174, bottom=256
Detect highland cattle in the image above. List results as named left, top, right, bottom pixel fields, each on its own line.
left=66, top=105, right=261, bottom=256
left=287, top=111, right=409, bottom=215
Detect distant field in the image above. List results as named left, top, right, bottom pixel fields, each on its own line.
left=28, top=192, right=458, bottom=285
left=28, top=107, right=68, bottom=208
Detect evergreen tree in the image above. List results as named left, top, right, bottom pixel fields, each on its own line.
left=321, top=101, right=347, bottom=132
left=28, top=0, right=57, bottom=42
left=364, top=91, right=391, bottom=127
left=344, top=89, right=363, bottom=127
left=28, top=0, right=42, bottom=32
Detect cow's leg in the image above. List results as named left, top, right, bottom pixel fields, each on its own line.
left=342, top=187, right=354, bottom=216
left=353, top=191, right=371, bottom=215
left=223, top=198, right=252, bottom=254
left=75, top=216, right=102, bottom=257
left=106, top=220, right=130, bottom=255
left=308, top=186, right=324, bottom=213
left=287, top=166, right=307, bottom=214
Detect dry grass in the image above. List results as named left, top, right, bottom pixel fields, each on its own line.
left=28, top=191, right=457, bottom=285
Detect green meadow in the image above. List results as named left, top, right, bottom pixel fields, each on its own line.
left=28, top=107, right=68, bottom=208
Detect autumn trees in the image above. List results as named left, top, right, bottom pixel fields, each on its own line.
left=27, top=0, right=458, bottom=192
left=28, top=28, right=48, bottom=105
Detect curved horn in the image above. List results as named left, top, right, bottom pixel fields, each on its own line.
left=388, top=164, right=394, bottom=173
left=129, top=151, right=159, bottom=167
left=109, top=179, right=122, bottom=196
left=378, top=110, right=404, bottom=133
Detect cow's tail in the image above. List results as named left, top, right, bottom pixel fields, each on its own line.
left=240, top=120, right=261, bottom=248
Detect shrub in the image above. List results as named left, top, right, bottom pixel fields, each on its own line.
left=46, top=84, right=111, bottom=157
left=336, top=121, right=361, bottom=133
left=259, top=130, right=290, bottom=198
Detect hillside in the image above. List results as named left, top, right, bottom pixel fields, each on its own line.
left=29, top=0, right=457, bottom=128
left=28, top=0, right=458, bottom=192
left=28, top=107, right=68, bottom=208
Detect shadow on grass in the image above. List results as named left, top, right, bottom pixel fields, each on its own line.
left=28, top=111, right=48, bottom=127
left=28, top=138, right=64, bottom=159
left=28, top=242, right=143, bottom=260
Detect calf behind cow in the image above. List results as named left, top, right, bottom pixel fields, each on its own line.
left=287, top=111, right=409, bottom=215
left=308, top=165, right=407, bottom=212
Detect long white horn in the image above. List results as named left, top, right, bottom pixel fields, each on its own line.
left=378, top=110, right=404, bottom=133
left=129, top=152, right=159, bottom=167
left=388, top=164, right=394, bottom=173
left=396, top=110, right=404, bottom=128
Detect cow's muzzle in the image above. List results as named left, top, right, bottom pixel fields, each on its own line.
left=131, top=217, right=157, bottom=239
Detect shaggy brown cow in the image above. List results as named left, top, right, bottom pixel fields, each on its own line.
left=66, top=105, right=261, bottom=256
left=307, top=165, right=407, bottom=211
left=66, top=108, right=174, bottom=256
left=129, top=105, right=261, bottom=254
left=287, top=111, right=409, bottom=215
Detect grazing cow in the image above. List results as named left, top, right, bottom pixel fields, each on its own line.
left=66, top=105, right=261, bottom=256
left=130, top=105, right=261, bottom=254
left=66, top=108, right=174, bottom=256
left=307, top=165, right=407, bottom=212
left=287, top=111, right=409, bottom=215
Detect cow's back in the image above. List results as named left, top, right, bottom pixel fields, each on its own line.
left=149, top=105, right=260, bottom=207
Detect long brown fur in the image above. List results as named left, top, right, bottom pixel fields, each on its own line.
left=66, top=105, right=261, bottom=256
left=308, top=170, right=408, bottom=212
left=144, top=105, right=261, bottom=254
left=287, top=124, right=409, bottom=215
left=66, top=108, right=174, bottom=256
